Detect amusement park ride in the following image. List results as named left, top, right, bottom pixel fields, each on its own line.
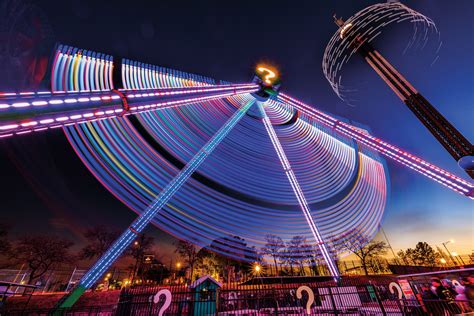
left=0, top=2, right=472, bottom=309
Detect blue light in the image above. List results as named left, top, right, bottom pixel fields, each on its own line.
left=77, top=99, right=255, bottom=289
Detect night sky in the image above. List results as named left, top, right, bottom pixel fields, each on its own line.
left=0, top=0, right=472, bottom=264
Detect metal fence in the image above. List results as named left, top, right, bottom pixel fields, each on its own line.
left=2, top=280, right=472, bottom=315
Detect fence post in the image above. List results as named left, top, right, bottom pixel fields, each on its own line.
left=372, top=285, right=387, bottom=316
left=327, top=287, right=339, bottom=315
left=272, top=288, right=278, bottom=316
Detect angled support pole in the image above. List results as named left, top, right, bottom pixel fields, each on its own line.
left=56, top=98, right=255, bottom=309
left=257, top=102, right=340, bottom=280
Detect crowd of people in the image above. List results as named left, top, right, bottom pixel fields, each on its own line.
left=420, top=276, right=473, bottom=314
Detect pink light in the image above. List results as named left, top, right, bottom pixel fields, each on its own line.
left=277, top=93, right=474, bottom=198
left=21, top=121, right=37, bottom=127
left=0, top=124, right=19, bottom=130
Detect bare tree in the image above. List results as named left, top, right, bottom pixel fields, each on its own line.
left=340, top=229, right=388, bottom=275
left=175, top=240, right=199, bottom=281
left=287, top=236, right=311, bottom=276
left=10, top=235, right=74, bottom=284
left=261, top=234, right=284, bottom=275
left=80, top=225, right=120, bottom=260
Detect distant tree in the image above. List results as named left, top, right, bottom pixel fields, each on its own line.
left=175, top=240, right=199, bottom=281
left=279, top=248, right=296, bottom=275
left=128, top=234, right=154, bottom=282
left=143, top=259, right=170, bottom=284
left=0, top=222, right=12, bottom=268
left=351, top=241, right=388, bottom=275
left=196, top=236, right=262, bottom=283
left=397, top=249, right=414, bottom=265
left=398, top=242, right=440, bottom=266
left=80, top=225, right=120, bottom=260
left=0, top=222, right=11, bottom=254
left=339, top=229, right=388, bottom=275
left=261, top=234, right=284, bottom=275
left=197, top=252, right=221, bottom=279
left=287, top=236, right=312, bottom=276
left=10, top=235, right=74, bottom=284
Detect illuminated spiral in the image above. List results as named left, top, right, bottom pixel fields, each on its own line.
left=323, top=1, right=441, bottom=103
left=52, top=46, right=388, bottom=263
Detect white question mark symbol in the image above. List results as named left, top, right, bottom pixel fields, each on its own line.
left=257, top=67, right=276, bottom=85
left=389, top=282, right=404, bottom=306
left=296, top=285, right=314, bottom=315
left=153, top=289, right=172, bottom=316
left=451, top=279, right=461, bottom=287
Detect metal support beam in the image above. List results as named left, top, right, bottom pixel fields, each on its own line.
left=257, top=102, right=340, bottom=280
left=56, top=99, right=255, bottom=308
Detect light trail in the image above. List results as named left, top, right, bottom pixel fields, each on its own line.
left=277, top=93, right=474, bottom=198
left=0, top=84, right=258, bottom=137
left=58, top=99, right=255, bottom=308
left=258, top=102, right=340, bottom=280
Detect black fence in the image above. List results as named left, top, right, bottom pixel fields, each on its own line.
left=2, top=279, right=472, bottom=315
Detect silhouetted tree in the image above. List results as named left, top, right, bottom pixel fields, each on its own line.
left=175, top=240, right=199, bottom=281
left=0, top=222, right=10, bottom=254
left=339, top=229, right=388, bottom=275
left=128, top=234, right=154, bottom=282
left=80, top=225, right=120, bottom=260
left=0, top=222, right=12, bottom=268
left=398, top=242, right=440, bottom=266
left=287, top=236, right=311, bottom=275
left=261, top=234, right=284, bottom=275
left=10, top=235, right=74, bottom=283
left=143, top=259, right=170, bottom=284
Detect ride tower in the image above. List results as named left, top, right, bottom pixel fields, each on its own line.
left=332, top=14, right=474, bottom=178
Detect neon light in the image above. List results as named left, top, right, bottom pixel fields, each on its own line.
left=60, top=99, right=255, bottom=306
left=258, top=102, right=340, bottom=279
left=277, top=93, right=474, bottom=198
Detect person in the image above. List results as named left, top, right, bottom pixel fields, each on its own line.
left=453, top=278, right=471, bottom=313
left=431, top=278, right=461, bottom=315
left=463, top=276, right=474, bottom=310
left=420, top=284, right=438, bottom=315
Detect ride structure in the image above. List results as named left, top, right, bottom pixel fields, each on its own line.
left=324, top=2, right=474, bottom=178
left=0, top=37, right=472, bottom=308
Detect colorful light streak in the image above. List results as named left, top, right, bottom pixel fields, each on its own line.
left=258, top=102, right=340, bottom=279
left=276, top=93, right=474, bottom=198
left=323, top=2, right=440, bottom=102
left=60, top=99, right=255, bottom=308
left=0, top=84, right=258, bottom=137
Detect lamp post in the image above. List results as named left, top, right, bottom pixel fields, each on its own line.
left=451, top=252, right=466, bottom=266
left=176, top=262, right=182, bottom=284
left=442, top=240, right=457, bottom=266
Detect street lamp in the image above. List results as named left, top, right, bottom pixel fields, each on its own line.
left=442, top=240, right=457, bottom=266
left=255, top=265, right=261, bottom=273
left=440, top=258, right=447, bottom=264
left=451, top=252, right=466, bottom=266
